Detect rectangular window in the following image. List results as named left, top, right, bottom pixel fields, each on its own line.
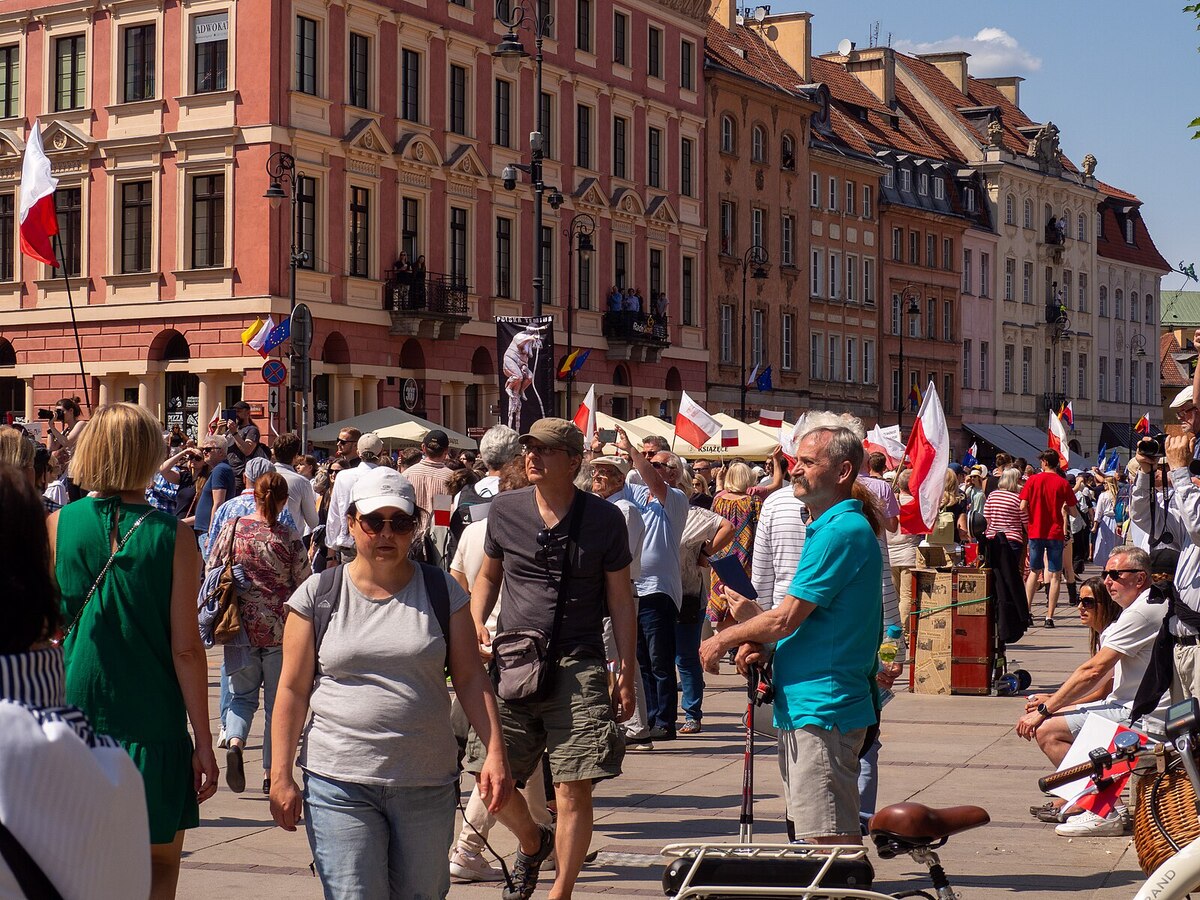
left=781, top=313, right=793, bottom=370
left=943, top=300, right=952, bottom=341
left=193, top=12, right=228, bottom=93
left=190, top=173, right=224, bottom=269
left=0, top=45, right=17, bottom=117
left=55, top=35, right=86, bottom=111
left=297, top=175, right=315, bottom=270
left=845, top=337, right=856, bottom=382
left=577, top=249, right=592, bottom=310
left=123, top=24, right=155, bottom=103
left=720, top=303, right=733, bottom=363
left=1099, top=357, right=1107, bottom=401
left=613, top=116, right=627, bottom=179
left=918, top=171, right=928, bottom=196
left=120, top=180, right=152, bottom=274
left=962, top=249, right=972, bottom=293
left=401, top=197, right=419, bottom=260
left=927, top=298, right=936, bottom=339
left=649, top=247, right=663, bottom=300
left=1062, top=351, right=1071, bottom=400
left=1078, top=273, right=1088, bottom=312
left=494, top=78, right=512, bottom=147
left=900, top=168, right=911, bottom=192
left=781, top=214, right=794, bottom=267
left=613, top=11, right=628, bottom=65
left=680, top=40, right=694, bottom=91
left=539, top=91, right=554, bottom=159
left=0, top=193, right=11, bottom=281
left=1022, top=261, right=1033, bottom=304
left=614, top=240, right=628, bottom=288
left=864, top=339, right=875, bottom=384
left=1146, top=361, right=1154, bottom=411
left=942, top=236, right=952, bottom=270
left=883, top=165, right=894, bottom=189
left=980, top=341, right=988, bottom=391
left=576, top=0, right=591, bottom=52
left=827, top=335, right=838, bottom=382
left=1078, top=353, right=1087, bottom=399
left=891, top=227, right=902, bottom=261
left=1004, top=258, right=1015, bottom=300
left=449, top=64, right=467, bottom=135
left=682, top=256, right=696, bottom=325
left=719, top=200, right=735, bottom=256
left=926, top=233, right=935, bottom=268
left=963, top=340, right=972, bottom=389
left=845, top=181, right=856, bottom=216
left=934, top=177, right=945, bottom=200
left=55, top=188, right=82, bottom=277
left=576, top=104, right=592, bottom=169
left=811, top=173, right=820, bottom=207
left=908, top=231, right=919, bottom=265
left=348, top=32, right=369, bottom=108
left=1115, top=358, right=1124, bottom=403
left=810, top=248, right=822, bottom=297
left=1022, top=346, right=1032, bottom=394
left=828, top=176, right=838, bottom=211
left=863, top=258, right=874, bottom=305
left=751, top=309, right=763, bottom=366
left=451, top=207, right=469, bottom=282
left=680, top=136, right=694, bottom=197
left=1003, top=344, right=1013, bottom=393
left=751, top=207, right=764, bottom=250
left=648, top=26, right=662, bottom=78
left=296, top=16, right=318, bottom=95
left=980, top=252, right=991, bottom=298
left=891, top=295, right=900, bottom=336
left=944, top=373, right=953, bottom=413
left=892, top=369, right=900, bottom=411
left=647, top=126, right=661, bottom=187
left=828, top=251, right=840, bottom=299
left=862, top=184, right=872, bottom=218
left=495, top=217, right=512, bottom=298
left=539, top=225, right=553, bottom=304
left=349, top=186, right=370, bottom=277
left=401, top=49, right=421, bottom=121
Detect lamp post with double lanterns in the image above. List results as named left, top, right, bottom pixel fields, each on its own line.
left=1046, top=284, right=1071, bottom=429
left=263, top=151, right=309, bottom=432
left=896, top=284, right=921, bottom=429
left=739, top=245, right=769, bottom=421
left=1128, top=332, right=1148, bottom=453
left=563, top=213, right=595, bottom=415
left=494, top=1, right=562, bottom=318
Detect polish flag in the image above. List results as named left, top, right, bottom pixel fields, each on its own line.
left=1049, top=715, right=1145, bottom=818
left=1048, top=410, right=1069, bottom=470
left=432, top=494, right=453, bottom=528
left=898, top=382, right=950, bottom=535
left=864, top=424, right=906, bottom=470
left=206, top=403, right=223, bottom=436
left=779, top=413, right=805, bottom=469
left=675, top=391, right=720, bottom=450
left=759, top=409, right=784, bottom=429
left=18, top=121, right=59, bottom=267
left=247, top=315, right=275, bottom=358
left=720, top=428, right=739, bottom=448
left=572, top=385, right=596, bottom=443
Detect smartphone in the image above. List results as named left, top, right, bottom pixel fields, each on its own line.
left=221, top=409, right=238, bottom=421
left=598, top=428, right=617, bottom=444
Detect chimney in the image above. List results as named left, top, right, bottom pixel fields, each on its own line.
left=844, top=47, right=894, bottom=107
left=916, top=51, right=969, bottom=95
left=978, top=76, right=1024, bottom=108
left=762, top=11, right=811, bottom=83
left=713, top=0, right=738, bottom=32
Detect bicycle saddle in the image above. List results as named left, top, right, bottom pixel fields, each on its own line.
left=868, top=802, right=990, bottom=843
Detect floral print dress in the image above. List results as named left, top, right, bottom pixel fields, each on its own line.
left=706, top=491, right=763, bottom=624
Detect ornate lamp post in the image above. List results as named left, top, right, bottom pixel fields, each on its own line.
left=740, top=245, right=768, bottom=421
left=1128, top=332, right=1148, bottom=452
left=563, top=213, right=595, bottom=414
left=263, top=151, right=308, bottom=431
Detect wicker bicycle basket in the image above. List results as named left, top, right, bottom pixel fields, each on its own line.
left=1134, top=759, right=1200, bottom=875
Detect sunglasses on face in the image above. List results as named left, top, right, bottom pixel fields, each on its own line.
left=201, top=448, right=217, bottom=455
left=1102, top=569, right=1141, bottom=580
left=1079, top=598, right=1097, bottom=609
left=355, top=513, right=417, bottom=535
left=650, top=461, right=675, bottom=470
left=522, top=444, right=563, bottom=458
left=336, top=438, right=353, bottom=445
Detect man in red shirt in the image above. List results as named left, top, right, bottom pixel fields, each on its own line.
left=1020, top=450, right=1081, bottom=627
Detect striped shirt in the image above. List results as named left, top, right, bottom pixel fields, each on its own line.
left=983, top=489, right=1025, bottom=541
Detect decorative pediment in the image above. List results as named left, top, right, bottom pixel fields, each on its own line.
left=444, top=143, right=488, bottom=179
left=645, top=195, right=678, bottom=226
left=0, top=129, right=24, bottom=161
left=610, top=186, right=645, bottom=217
left=394, top=131, right=444, bottom=168
left=39, top=120, right=94, bottom=157
left=344, top=118, right=390, bottom=156
left=573, top=177, right=608, bottom=209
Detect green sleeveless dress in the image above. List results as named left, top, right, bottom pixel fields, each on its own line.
left=56, top=495, right=199, bottom=844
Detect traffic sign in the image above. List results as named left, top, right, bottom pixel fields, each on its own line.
left=402, top=378, right=419, bottom=411
left=268, top=388, right=280, bottom=414
left=467, top=427, right=488, bottom=439
left=291, top=304, right=313, bottom=357
left=262, top=359, right=288, bottom=386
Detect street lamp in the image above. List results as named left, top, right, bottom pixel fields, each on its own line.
left=494, top=0, right=562, bottom=318
left=563, top=213, right=595, bottom=415
left=1047, top=305, right=1071, bottom=426
left=896, top=284, right=921, bottom=429
left=740, top=244, right=769, bottom=421
left=263, top=150, right=309, bottom=432
left=1128, top=332, right=1148, bottom=452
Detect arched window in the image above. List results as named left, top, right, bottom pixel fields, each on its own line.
left=162, top=332, right=190, bottom=361
left=720, top=115, right=735, bottom=154
left=780, top=133, right=795, bottom=170
left=1022, top=198, right=1032, bottom=229
left=1145, top=294, right=1155, bottom=324
left=751, top=124, right=766, bottom=162
left=0, top=338, right=14, bottom=367
left=1063, top=208, right=1072, bottom=236
left=1130, top=291, right=1139, bottom=322
left=1005, top=193, right=1015, bottom=225
left=1077, top=213, right=1086, bottom=241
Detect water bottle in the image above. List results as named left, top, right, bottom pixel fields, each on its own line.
left=879, top=625, right=903, bottom=705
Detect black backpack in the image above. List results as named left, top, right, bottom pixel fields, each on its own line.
left=444, top=482, right=496, bottom=565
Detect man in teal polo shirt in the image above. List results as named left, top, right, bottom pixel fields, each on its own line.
left=700, top=425, right=882, bottom=844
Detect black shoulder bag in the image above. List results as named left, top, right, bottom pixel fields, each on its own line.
left=490, top=496, right=585, bottom=703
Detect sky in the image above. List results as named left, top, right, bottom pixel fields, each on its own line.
left=768, top=0, right=1200, bottom=290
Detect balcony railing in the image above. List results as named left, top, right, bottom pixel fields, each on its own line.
left=603, top=311, right=670, bottom=346
left=386, top=269, right=470, bottom=339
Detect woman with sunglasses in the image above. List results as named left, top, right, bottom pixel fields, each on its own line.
left=270, top=466, right=512, bottom=899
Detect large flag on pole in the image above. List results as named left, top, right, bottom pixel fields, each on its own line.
left=19, top=121, right=59, bottom=267
left=898, top=381, right=950, bottom=535
left=573, top=385, right=596, bottom=443
left=675, top=391, right=720, bottom=449
left=864, top=423, right=906, bottom=470
left=1048, top=409, right=1069, bottom=470
left=247, top=316, right=275, bottom=358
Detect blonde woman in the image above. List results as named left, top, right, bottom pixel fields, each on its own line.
left=1091, top=474, right=1121, bottom=568
left=706, top=462, right=763, bottom=626
left=928, top=470, right=968, bottom=547
left=48, top=403, right=216, bottom=899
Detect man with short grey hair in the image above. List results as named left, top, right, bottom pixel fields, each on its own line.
left=469, top=424, right=521, bottom=503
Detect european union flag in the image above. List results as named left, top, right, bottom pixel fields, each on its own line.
left=755, top=365, right=773, bottom=392
left=262, top=317, right=291, bottom=353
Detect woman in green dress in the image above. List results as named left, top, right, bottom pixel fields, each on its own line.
left=48, top=403, right=218, bottom=899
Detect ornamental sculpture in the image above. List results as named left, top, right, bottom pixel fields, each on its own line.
left=1081, top=153, right=1097, bottom=178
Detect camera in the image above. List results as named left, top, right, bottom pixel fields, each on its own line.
left=1137, top=436, right=1163, bottom=458
left=501, top=164, right=517, bottom=191
left=37, top=408, right=55, bottom=421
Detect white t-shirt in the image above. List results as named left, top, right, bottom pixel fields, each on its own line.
left=1102, top=589, right=1169, bottom=720
left=451, top=518, right=501, bottom=635
left=611, top=498, right=645, bottom=582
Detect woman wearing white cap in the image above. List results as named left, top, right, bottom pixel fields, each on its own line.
left=269, top=466, right=512, bottom=899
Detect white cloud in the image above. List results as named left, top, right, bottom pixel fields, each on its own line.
left=894, top=28, right=1042, bottom=77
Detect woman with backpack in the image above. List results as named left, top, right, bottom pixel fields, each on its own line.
left=269, top=466, right=512, bottom=899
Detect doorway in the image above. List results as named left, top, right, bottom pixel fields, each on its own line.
left=165, top=372, right=200, bottom=439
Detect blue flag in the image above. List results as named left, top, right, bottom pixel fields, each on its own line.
left=261, top=317, right=291, bottom=352
left=1098, top=442, right=1107, bottom=465
left=961, top=448, right=978, bottom=468
left=1104, top=449, right=1120, bottom=475
left=755, top=365, right=773, bottom=392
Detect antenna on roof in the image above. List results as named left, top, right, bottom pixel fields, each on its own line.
left=752, top=5, right=768, bottom=23
left=869, top=21, right=879, bottom=48
left=886, top=31, right=893, bottom=48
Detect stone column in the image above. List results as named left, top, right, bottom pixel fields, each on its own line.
left=336, top=375, right=357, bottom=423
left=361, top=376, right=380, bottom=413
left=23, top=380, right=34, bottom=421
left=137, top=375, right=160, bottom=422
left=96, top=377, right=115, bottom=407
left=197, top=374, right=215, bottom=436
left=446, top=382, right=467, bottom=433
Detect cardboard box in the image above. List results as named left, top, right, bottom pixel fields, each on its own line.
left=917, top=545, right=951, bottom=568
left=908, top=566, right=994, bottom=696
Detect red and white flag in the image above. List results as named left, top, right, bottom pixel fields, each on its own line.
left=675, top=391, right=720, bottom=450
left=720, top=428, right=738, bottom=448
left=899, top=381, right=950, bottom=535
left=759, top=409, right=784, bottom=429
left=572, top=385, right=596, bottom=443
left=206, top=403, right=223, bottom=436
left=864, top=423, right=905, bottom=470
left=1048, top=410, right=1069, bottom=470
left=1049, top=715, right=1144, bottom=818
left=19, top=121, right=59, bottom=267
left=432, top=493, right=453, bottom=528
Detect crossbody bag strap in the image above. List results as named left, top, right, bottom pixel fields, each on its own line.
left=545, top=493, right=587, bottom=662
left=64, top=507, right=154, bottom=639
left=0, top=819, right=65, bottom=900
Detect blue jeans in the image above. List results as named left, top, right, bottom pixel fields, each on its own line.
left=675, top=619, right=705, bottom=722
left=219, top=662, right=231, bottom=727
left=303, top=772, right=456, bottom=900
left=858, top=736, right=882, bottom=829
left=225, top=646, right=283, bottom=771
left=637, top=592, right=678, bottom=733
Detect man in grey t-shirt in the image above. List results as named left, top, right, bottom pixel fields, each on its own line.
left=466, top=418, right=636, bottom=900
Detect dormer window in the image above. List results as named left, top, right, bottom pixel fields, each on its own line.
left=900, top=168, right=912, bottom=192
left=1124, top=217, right=1135, bottom=244
left=883, top=165, right=894, bottom=189
left=918, top=172, right=928, bottom=196
left=933, top=177, right=945, bottom=201
left=964, top=187, right=976, bottom=212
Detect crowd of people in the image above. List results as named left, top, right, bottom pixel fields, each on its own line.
left=5, top=374, right=1200, bottom=898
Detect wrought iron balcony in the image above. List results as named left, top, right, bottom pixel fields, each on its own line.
left=602, top=311, right=671, bottom=363
left=386, top=269, right=471, bottom=340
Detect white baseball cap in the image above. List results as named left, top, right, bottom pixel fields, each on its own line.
left=1171, top=386, right=1194, bottom=410
left=350, top=467, right=417, bottom=516
left=590, top=455, right=630, bottom=475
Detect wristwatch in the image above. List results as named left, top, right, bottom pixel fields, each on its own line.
left=1036, top=703, right=1052, bottom=719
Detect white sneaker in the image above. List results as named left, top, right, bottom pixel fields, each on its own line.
left=217, top=728, right=228, bottom=749
left=449, top=849, right=502, bottom=882
left=1054, top=809, right=1127, bottom=837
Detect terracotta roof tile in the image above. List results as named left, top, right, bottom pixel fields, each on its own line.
left=1096, top=200, right=1170, bottom=271
left=705, top=19, right=809, bottom=98
left=810, top=56, right=892, bottom=117
left=1096, top=180, right=1141, bottom=203
left=1161, top=332, right=1190, bottom=388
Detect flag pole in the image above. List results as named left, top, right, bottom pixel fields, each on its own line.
left=52, top=233, right=92, bottom=413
